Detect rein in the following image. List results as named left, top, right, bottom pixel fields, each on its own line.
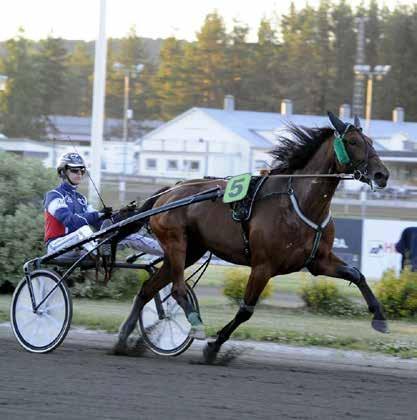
left=139, top=173, right=355, bottom=206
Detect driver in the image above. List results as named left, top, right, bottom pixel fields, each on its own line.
left=44, top=152, right=163, bottom=257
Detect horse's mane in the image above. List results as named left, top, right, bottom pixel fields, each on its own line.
left=270, top=123, right=334, bottom=174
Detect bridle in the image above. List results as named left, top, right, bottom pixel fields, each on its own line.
left=333, top=123, right=378, bottom=188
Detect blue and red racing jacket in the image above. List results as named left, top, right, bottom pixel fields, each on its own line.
left=44, top=182, right=102, bottom=243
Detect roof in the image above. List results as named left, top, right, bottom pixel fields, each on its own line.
left=47, top=115, right=163, bottom=143
left=0, top=138, right=51, bottom=153
left=140, top=107, right=417, bottom=150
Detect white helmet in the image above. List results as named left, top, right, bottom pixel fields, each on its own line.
left=56, top=152, right=86, bottom=176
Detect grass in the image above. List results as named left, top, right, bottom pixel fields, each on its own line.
left=2, top=292, right=417, bottom=359
left=195, top=265, right=368, bottom=299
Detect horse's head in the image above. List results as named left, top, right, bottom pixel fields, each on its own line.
left=328, top=111, right=390, bottom=189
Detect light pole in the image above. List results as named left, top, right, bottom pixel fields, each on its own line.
left=354, top=64, right=391, bottom=129
left=89, top=0, right=107, bottom=206
left=113, top=62, right=144, bottom=205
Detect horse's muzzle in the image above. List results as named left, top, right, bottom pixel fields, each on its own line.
left=372, top=171, right=389, bottom=189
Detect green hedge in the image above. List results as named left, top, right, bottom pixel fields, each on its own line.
left=71, top=269, right=150, bottom=301
left=375, top=268, right=417, bottom=318
left=0, top=152, right=57, bottom=287
left=223, top=268, right=274, bottom=305
left=300, top=278, right=365, bottom=317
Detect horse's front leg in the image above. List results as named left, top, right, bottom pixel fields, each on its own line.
left=204, top=264, right=272, bottom=363
left=309, top=252, right=388, bottom=333
left=112, top=263, right=171, bottom=355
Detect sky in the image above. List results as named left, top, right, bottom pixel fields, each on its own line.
left=0, top=0, right=415, bottom=43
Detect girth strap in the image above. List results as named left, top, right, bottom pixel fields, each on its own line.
left=287, top=177, right=332, bottom=267
left=241, top=220, right=251, bottom=261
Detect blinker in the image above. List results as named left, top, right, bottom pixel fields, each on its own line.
left=333, top=135, right=351, bottom=165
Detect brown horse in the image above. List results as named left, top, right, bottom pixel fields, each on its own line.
left=113, top=112, right=390, bottom=362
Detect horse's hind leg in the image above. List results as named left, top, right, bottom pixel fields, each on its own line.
left=310, top=252, right=388, bottom=333
left=112, top=263, right=171, bottom=354
left=164, top=237, right=206, bottom=339
left=203, top=264, right=271, bottom=363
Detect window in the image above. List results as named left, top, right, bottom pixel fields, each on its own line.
left=167, top=160, right=178, bottom=171
left=183, top=160, right=200, bottom=172
left=146, top=158, right=157, bottom=170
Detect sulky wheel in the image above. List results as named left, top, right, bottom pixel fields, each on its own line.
left=138, top=282, right=199, bottom=356
left=10, top=269, right=72, bottom=353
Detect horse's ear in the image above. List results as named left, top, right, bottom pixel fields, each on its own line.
left=354, top=114, right=361, bottom=129
left=327, top=111, right=347, bottom=135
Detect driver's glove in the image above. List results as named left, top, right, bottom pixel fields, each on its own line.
left=100, top=206, right=113, bottom=219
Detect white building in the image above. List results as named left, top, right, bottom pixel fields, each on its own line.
left=0, top=115, right=162, bottom=175
left=2, top=103, right=417, bottom=186
left=0, top=137, right=138, bottom=175
left=136, top=97, right=417, bottom=183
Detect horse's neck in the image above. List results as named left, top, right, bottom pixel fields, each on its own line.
left=292, top=139, right=339, bottom=224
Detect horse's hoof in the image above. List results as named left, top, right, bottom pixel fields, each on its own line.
left=111, top=342, right=129, bottom=356
left=372, top=319, right=389, bottom=333
left=203, top=342, right=218, bottom=364
left=190, top=324, right=206, bottom=340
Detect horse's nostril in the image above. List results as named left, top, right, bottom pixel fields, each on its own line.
left=374, top=172, right=385, bottom=181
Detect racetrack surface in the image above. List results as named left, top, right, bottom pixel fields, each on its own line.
left=1, top=325, right=417, bottom=420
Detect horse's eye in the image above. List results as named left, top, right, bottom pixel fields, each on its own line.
left=348, top=140, right=356, bottom=145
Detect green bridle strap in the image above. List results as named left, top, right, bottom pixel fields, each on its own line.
left=333, top=125, right=352, bottom=165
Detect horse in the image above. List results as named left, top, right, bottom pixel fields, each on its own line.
left=112, top=111, right=390, bottom=362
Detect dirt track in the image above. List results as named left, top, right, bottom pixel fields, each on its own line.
left=1, top=325, right=417, bottom=420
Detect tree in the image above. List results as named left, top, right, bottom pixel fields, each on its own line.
left=61, top=41, right=93, bottom=116
left=330, top=0, right=356, bottom=109
left=0, top=29, right=44, bottom=138
left=246, top=18, right=283, bottom=111
left=225, top=20, right=253, bottom=109
left=0, top=152, right=57, bottom=287
left=36, top=35, right=68, bottom=123
left=376, top=5, right=417, bottom=121
left=314, top=0, right=334, bottom=113
left=190, top=12, right=229, bottom=107
left=280, top=3, right=324, bottom=114
left=106, top=26, right=151, bottom=123
left=366, top=0, right=381, bottom=68
left=151, top=37, right=191, bottom=120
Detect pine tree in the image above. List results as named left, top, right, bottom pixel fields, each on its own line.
left=191, top=12, right=229, bottom=107
left=106, top=26, right=151, bottom=124
left=36, top=35, right=68, bottom=125
left=225, top=20, right=253, bottom=109
left=0, top=29, right=44, bottom=138
left=330, top=0, right=356, bottom=109
left=376, top=5, right=417, bottom=121
left=281, top=3, right=324, bottom=114
left=62, top=41, right=93, bottom=116
left=366, top=0, right=381, bottom=68
left=152, top=37, right=191, bottom=120
left=306, top=0, right=334, bottom=114
left=246, top=18, right=282, bottom=111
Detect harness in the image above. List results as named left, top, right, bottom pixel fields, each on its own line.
left=229, top=124, right=371, bottom=266
left=230, top=175, right=332, bottom=265
left=286, top=177, right=332, bottom=267
left=230, top=176, right=268, bottom=260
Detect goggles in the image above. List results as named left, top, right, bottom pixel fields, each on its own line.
left=68, top=167, right=86, bottom=175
